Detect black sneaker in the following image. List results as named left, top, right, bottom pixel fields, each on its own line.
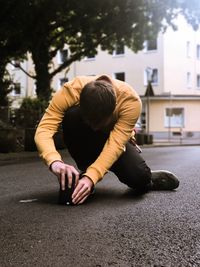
left=151, top=170, right=179, bottom=190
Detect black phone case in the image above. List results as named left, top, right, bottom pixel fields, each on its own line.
left=59, top=174, right=76, bottom=205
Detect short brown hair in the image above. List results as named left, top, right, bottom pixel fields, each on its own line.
left=80, top=80, right=116, bottom=125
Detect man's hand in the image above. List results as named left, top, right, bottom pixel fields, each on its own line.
left=72, top=176, right=94, bottom=205
left=50, top=161, right=79, bottom=190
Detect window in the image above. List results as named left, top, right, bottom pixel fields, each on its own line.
left=197, top=74, right=200, bottom=88
left=84, top=54, right=95, bottom=60
left=186, top=41, right=191, bottom=57
left=197, top=44, right=200, bottom=59
left=144, top=68, right=158, bottom=85
left=146, top=39, right=157, bottom=51
left=114, top=72, right=125, bottom=81
left=12, top=83, right=21, bottom=95
left=33, top=84, right=37, bottom=95
left=59, top=78, right=68, bottom=86
left=187, top=72, right=191, bottom=87
left=58, top=49, right=68, bottom=64
left=11, top=60, right=21, bottom=69
left=164, top=108, right=184, bottom=128
left=151, top=69, right=158, bottom=84
left=57, top=78, right=68, bottom=89
left=113, top=44, right=125, bottom=56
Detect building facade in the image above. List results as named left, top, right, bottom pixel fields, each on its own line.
left=8, top=16, right=200, bottom=140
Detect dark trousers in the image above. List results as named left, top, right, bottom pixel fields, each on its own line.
left=62, top=106, right=152, bottom=192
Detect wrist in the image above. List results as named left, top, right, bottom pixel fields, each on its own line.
left=49, top=160, right=64, bottom=171
left=83, top=175, right=95, bottom=190
left=89, top=178, right=95, bottom=194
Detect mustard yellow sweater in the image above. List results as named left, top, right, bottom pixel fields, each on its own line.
left=34, top=75, right=142, bottom=185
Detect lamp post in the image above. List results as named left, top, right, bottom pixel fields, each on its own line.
left=168, top=92, right=172, bottom=142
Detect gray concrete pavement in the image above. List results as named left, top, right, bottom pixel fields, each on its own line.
left=1, top=146, right=200, bottom=266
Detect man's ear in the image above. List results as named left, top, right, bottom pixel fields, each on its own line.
left=96, top=75, right=112, bottom=84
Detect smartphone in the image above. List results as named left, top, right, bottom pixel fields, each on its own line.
left=58, top=174, right=76, bottom=205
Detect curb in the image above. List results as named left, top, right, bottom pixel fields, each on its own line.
left=142, top=142, right=200, bottom=148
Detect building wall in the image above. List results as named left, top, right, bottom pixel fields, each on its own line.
left=59, top=36, right=164, bottom=97
left=7, top=53, right=36, bottom=108
left=163, top=16, right=200, bottom=95
left=149, top=98, right=200, bottom=138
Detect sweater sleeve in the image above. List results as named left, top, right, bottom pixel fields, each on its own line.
left=34, top=84, right=78, bottom=166
left=84, top=94, right=142, bottom=185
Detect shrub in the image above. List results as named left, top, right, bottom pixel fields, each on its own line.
left=0, top=119, right=16, bottom=152
left=0, top=119, right=13, bottom=129
left=0, top=69, right=13, bottom=107
left=16, top=97, right=48, bottom=128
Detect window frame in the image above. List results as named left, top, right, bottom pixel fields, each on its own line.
left=164, top=107, right=185, bottom=128
left=197, top=74, right=200, bottom=89
left=84, top=54, right=96, bottom=61
left=57, top=49, right=68, bottom=64
left=186, top=41, right=191, bottom=58
left=146, top=39, right=157, bottom=51
left=186, top=72, right=192, bottom=88
left=112, top=44, right=125, bottom=57
left=12, top=82, right=21, bottom=96
left=114, top=72, right=125, bottom=81
left=197, top=44, right=200, bottom=59
left=144, top=68, right=158, bottom=86
left=58, top=77, right=69, bottom=89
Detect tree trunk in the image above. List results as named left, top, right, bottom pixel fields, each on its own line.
left=0, top=61, right=6, bottom=82
left=0, top=60, right=11, bottom=107
left=32, top=46, right=52, bottom=101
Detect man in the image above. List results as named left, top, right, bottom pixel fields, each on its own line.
left=35, top=75, right=179, bottom=205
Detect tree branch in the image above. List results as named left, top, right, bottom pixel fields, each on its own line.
left=49, top=52, right=83, bottom=78
left=9, top=61, right=36, bottom=79
left=49, top=35, right=110, bottom=78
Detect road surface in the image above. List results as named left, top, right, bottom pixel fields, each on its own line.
left=0, top=146, right=200, bottom=267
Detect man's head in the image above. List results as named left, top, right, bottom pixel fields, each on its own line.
left=80, top=77, right=116, bottom=130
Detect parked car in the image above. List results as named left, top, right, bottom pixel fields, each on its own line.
left=134, top=122, right=143, bottom=133
left=134, top=122, right=144, bottom=146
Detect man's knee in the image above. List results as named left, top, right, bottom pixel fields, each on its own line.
left=126, top=165, right=151, bottom=190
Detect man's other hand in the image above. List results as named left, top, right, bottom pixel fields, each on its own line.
left=50, top=161, right=79, bottom=190
left=72, top=176, right=94, bottom=205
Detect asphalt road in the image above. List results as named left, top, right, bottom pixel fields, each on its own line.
left=0, top=146, right=200, bottom=267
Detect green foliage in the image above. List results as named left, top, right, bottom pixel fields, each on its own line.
left=16, top=98, right=48, bottom=128
left=0, top=66, right=13, bottom=107
left=0, top=118, right=16, bottom=153
left=177, top=0, right=200, bottom=30
left=0, top=119, right=13, bottom=129
left=0, top=1, right=29, bottom=105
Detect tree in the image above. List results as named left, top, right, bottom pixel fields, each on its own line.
left=0, top=0, right=31, bottom=107
left=176, top=0, right=200, bottom=30
left=1, top=0, right=200, bottom=101
left=0, top=69, right=12, bottom=107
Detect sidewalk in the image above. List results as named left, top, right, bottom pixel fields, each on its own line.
left=149, top=137, right=200, bottom=147
left=0, top=138, right=199, bottom=166
left=0, top=149, right=70, bottom=166
left=0, top=150, right=39, bottom=166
